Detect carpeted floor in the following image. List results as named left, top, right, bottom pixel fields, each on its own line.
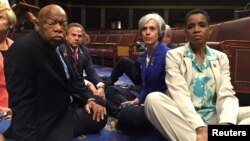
left=0, top=65, right=166, bottom=141
left=94, top=65, right=134, bottom=86
left=0, top=117, right=164, bottom=141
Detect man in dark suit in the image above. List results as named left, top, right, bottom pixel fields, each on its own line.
left=4, top=5, right=106, bottom=141
left=59, top=23, right=105, bottom=100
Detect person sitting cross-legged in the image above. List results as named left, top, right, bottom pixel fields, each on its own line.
left=144, top=9, right=250, bottom=141
left=59, top=23, right=106, bottom=100
left=105, top=13, right=171, bottom=135
left=105, top=24, right=177, bottom=90
left=4, top=5, right=107, bottom=141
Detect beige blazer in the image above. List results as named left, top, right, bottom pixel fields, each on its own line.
left=165, top=43, right=239, bottom=130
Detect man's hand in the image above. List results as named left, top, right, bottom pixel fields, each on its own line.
left=96, top=87, right=105, bottom=100
left=196, top=126, right=208, bottom=141
left=84, top=100, right=106, bottom=122
left=86, top=82, right=105, bottom=100
left=87, top=82, right=97, bottom=94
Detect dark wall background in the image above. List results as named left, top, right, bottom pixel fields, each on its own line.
left=105, top=8, right=129, bottom=29
left=13, top=0, right=249, bottom=30
left=133, top=9, right=164, bottom=29
left=85, top=8, right=101, bottom=29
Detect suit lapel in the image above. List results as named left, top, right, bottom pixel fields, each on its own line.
left=211, top=60, right=220, bottom=90
left=144, top=43, right=164, bottom=83
left=183, top=44, right=195, bottom=85
left=183, top=57, right=193, bottom=85
left=141, top=51, right=147, bottom=84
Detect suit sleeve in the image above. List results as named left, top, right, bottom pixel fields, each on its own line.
left=81, top=47, right=103, bottom=85
left=59, top=46, right=93, bottom=103
left=4, top=41, right=38, bottom=141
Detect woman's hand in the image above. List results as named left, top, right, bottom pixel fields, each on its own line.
left=196, top=126, right=208, bottom=141
left=0, top=106, right=12, bottom=120
left=131, top=98, right=139, bottom=105
left=120, top=98, right=140, bottom=109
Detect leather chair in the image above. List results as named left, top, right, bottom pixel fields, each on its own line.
left=220, top=40, right=250, bottom=94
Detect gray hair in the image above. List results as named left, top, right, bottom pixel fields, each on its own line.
left=165, top=24, right=172, bottom=38
left=138, top=13, right=166, bottom=39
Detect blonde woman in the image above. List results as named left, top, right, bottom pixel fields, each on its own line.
left=0, top=3, right=16, bottom=115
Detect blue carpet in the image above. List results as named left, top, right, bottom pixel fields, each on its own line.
left=0, top=65, right=165, bottom=141
left=0, top=118, right=164, bottom=141
left=94, top=65, right=134, bottom=86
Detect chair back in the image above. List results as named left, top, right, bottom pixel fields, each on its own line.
left=220, top=40, right=250, bottom=93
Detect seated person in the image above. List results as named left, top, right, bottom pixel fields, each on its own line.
left=59, top=23, right=105, bottom=100
left=144, top=9, right=250, bottom=141
left=0, top=2, right=16, bottom=109
left=0, top=3, right=16, bottom=140
left=106, top=24, right=177, bottom=88
left=4, top=5, right=106, bottom=140
left=105, top=13, right=170, bottom=134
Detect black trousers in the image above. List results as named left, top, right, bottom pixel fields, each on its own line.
left=105, top=86, right=153, bottom=134
left=4, top=96, right=107, bottom=141
left=72, top=96, right=107, bottom=137
left=110, top=57, right=142, bottom=86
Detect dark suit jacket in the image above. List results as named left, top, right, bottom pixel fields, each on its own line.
left=59, top=43, right=103, bottom=86
left=4, top=31, right=91, bottom=141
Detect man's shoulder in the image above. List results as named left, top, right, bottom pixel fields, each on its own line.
left=79, top=45, right=89, bottom=51
left=11, top=31, right=40, bottom=49
left=166, top=46, right=186, bottom=61
left=59, top=42, right=70, bottom=49
left=14, top=31, right=36, bottom=42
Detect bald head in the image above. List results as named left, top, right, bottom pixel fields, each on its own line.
left=38, top=4, right=67, bottom=21
left=37, top=4, right=68, bottom=48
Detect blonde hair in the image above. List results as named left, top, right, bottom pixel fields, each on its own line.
left=0, top=5, right=17, bottom=28
left=0, top=0, right=10, bottom=8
